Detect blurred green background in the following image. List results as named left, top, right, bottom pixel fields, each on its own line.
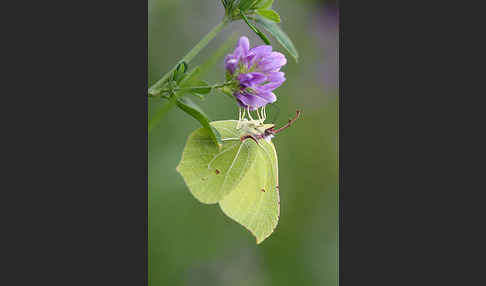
left=149, top=1, right=338, bottom=285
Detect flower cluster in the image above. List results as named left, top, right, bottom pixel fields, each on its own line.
left=225, top=36, right=287, bottom=123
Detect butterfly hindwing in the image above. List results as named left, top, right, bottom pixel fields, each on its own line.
left=219, top=137, right=280, bottom=244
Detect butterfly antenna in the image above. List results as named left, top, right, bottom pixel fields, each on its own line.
left=271, top=110, right=301, bottom=134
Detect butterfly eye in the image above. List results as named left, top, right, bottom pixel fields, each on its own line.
left=264, top=128, right=274, bottom=136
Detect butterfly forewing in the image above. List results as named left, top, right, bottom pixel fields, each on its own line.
left=176, top=120, right=259, bottom=204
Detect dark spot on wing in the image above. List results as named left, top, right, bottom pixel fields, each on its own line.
left=276, top=185, right=279, bottom=192
left=261, top=189, right=265, bottom=192
left=215, top=169, right=220, bottom=174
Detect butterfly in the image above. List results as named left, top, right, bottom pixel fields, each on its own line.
left=176, top=110, right=300, bottom=243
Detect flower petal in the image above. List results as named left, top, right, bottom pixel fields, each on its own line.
left=257, top=80, right=284, bottom=92
left=255, top=91, right=277, bottom=103
left=224, top=55, right=238, bottom=74
left=258, top=52, right=287, bottom=72
left=237, top=36, right=250, bottom=54
left=247, top=45, right=273, bottom=67
left=267, top=71, right=286, bottom=83
left=231, top=37, right=250, bottom=66
left=236, top=92, right=271, bottom=110
left=237, top=72, right=267, bottom=87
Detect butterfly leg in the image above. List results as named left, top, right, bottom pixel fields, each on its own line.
left=247, top=107, right=255, bottom=121
left=237, top=108, right=248, bottom=129
left=236, top=108, right=241, bottom=129
left=256, top=108, right=264, bottom=125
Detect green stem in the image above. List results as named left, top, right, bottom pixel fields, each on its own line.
left=148, top=18, right=229, bottom=94
left=150, top=82, right=233, bottom=96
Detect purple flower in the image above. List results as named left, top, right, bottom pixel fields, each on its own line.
left=224, top=36, right=287, bottom=111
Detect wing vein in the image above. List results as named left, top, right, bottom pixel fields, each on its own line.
left=207, top=143, right=238, bottom=169
left=220, top=142, right=244, bottom=194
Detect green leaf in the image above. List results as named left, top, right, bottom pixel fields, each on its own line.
left=148, top=67, right=202, bottom=132
left=172, top=61, right=188, bottom=83
left=175, top=98, right=222, bottom=148
left=254, top=15, right=299, bottom=62
left=188, top=92, right=205, bottom=100
left=241, top=12, right=271, bottom=45
left=256, top=9, right=280, bottom=23
left=222, top=0, right=236, bottom=15
left=190, top=80, right=212, bottom=95
left=255, top=0, right=273, bottom=9
left=176, top=120, right=280, bottom=244
left=176, top=61, right=188, bottom=73
left=238, top=0, right=259, bottom=11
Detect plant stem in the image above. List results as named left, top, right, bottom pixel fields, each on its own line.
left=150, top=82, right=233, bottom=96
left=148, top=18, right=229, bottom=95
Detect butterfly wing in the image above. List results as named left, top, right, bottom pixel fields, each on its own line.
left=176, top=120, right=259, bottom=204
left=218, top=137, right=280, bottom=244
